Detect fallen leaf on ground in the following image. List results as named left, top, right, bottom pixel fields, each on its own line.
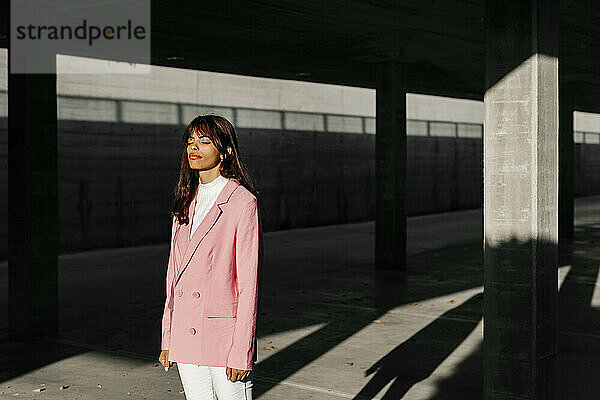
left=152, top=363, right=160, bottom=368
left=59, top=385, right=70, bottom=390
left=448, top=300, right=455, bottom=303
left=412, top=303, right=420, bottom=306
left=344, top=362, right=353, bottom=366
left=263, top=345, right=275, bottom=350
left=97, top=384, right=102, bottom=388
left=178, top=390, right=184, bottom=394
left=32, top=388, right=45, bottom=392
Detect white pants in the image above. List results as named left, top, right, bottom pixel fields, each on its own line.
left=176, top=363, right=253, bottom=400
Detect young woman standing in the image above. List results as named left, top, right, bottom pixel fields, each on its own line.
left=158, top=115, right=261, bottom=400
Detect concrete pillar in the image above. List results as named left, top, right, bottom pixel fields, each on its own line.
left=375, top=61, right=406, bottom=270
left=483, top=0, right=559, bottom=399
left=8, top=57, right=59, bottom=339
left=558, top=76, right=574, bottom=241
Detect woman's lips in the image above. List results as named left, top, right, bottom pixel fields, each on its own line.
left=189, top=153, right=200, bottom=160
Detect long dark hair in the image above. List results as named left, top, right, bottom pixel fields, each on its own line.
left=171, top=114, right=262, bottom=225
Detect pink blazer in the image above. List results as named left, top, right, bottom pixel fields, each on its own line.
left=161, top=177, right=260, bottom=370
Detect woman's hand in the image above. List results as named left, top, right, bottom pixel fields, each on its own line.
left=158, top=350, right=173, bottom=371
left=226, top=367, right=251, bottom=382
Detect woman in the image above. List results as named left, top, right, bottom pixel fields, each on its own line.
left=158, top=115, right=262, bottom=400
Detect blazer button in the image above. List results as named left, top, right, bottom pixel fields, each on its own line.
left=176, top=290, right=183, bottom=297
left=192, top=291, right=201, bottom=299
left=189, top=327, right=196, bottom=335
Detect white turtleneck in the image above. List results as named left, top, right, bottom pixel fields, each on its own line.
left=190, top=174, right=229, bottom=238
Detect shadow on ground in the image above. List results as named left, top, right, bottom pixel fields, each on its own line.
left=0, top=202, right=598, bottom=399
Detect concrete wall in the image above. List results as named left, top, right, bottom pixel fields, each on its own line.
left=1, top=116, right=598, bottom=258
left=575, top=144, right=600, bottom=196
left=1, top=50, right=599, bottom=258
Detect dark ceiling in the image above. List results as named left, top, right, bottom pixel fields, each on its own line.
left=150, top=0, right=486, bottom=100
left=2, top=1, right=599, bottom=113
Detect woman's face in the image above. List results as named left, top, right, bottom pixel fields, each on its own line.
left=186, top=129, right=221, bottom=171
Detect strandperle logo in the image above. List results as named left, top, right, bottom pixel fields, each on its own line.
left=15, top=19, right=146, bottom=46
left=11, top=0, right=150, bottom=73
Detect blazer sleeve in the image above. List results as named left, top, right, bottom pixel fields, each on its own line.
left=226, top=198, right=260, bottom=370
left=161, top=216, right=178, bottom=350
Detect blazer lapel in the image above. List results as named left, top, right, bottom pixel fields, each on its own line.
left=173, top=178, right=241, bottom=287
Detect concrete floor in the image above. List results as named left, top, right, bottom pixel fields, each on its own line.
left=0, top=196, right=599, bottom=399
